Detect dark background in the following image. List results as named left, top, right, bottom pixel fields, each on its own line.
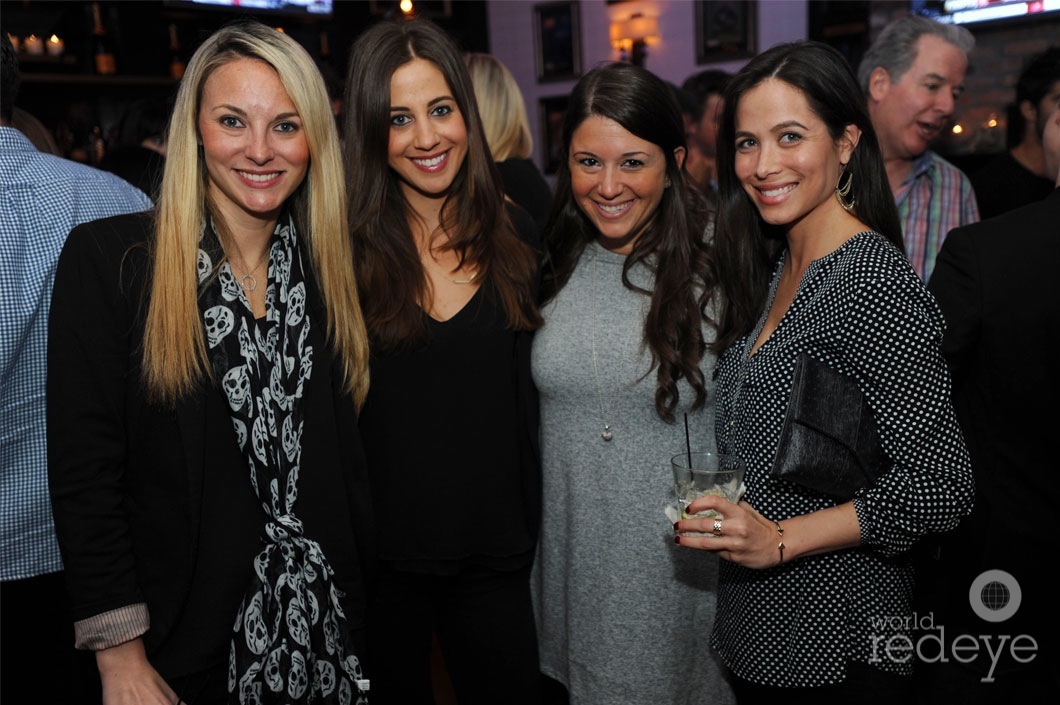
left=2, top=0, right=489, bottom=162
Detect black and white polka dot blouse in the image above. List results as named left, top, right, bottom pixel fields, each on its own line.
left=712, top=231, right=974, bottom=687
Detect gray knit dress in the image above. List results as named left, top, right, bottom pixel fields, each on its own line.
left=531, top=240, right=735, bottom=705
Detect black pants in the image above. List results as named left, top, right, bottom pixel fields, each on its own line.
left=0, top=571, right=101, bottom=705
left=730, top=661, right=912, bottom=705
left=168, top=664, right=229, bottom=705
left=366, top=561, right=541, bottom=705
left=913, top=659, right=1060, bottom=704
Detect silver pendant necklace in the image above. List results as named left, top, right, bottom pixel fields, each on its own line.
left=234, top=250, right=269, bottom=293
left=590, top=257, right=616, bottom=441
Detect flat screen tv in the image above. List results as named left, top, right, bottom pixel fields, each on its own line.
left=164, top=0, right=333, bottom=18
left=912, top=0, right=1060, bottom=26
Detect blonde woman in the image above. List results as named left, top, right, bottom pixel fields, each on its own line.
left=48, top=21, right=372, bottom=705
left=466, top=52, right=552, bottom=228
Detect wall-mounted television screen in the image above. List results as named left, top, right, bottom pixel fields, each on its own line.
left=164, top=0, right=333, bottom=18
left=912, top=0, right=1060, bottom=26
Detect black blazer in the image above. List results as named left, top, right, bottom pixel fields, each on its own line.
left=925, top=188, right=1060, bottom=653
left=47, top=211, right=374, bottom=672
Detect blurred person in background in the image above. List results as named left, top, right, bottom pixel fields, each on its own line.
left=682, top=68, right=732, bottom=195
left=969, top=45, right=1059, bottom=219
left=920, top=80, right=1060, bottom=704
left=99, top=96, right=171, bottom=199
left=466, top=51, right=553, bottom=229
left=11, top=106, right=61, bottom=155
left=858, top=15, right=978, bottom=280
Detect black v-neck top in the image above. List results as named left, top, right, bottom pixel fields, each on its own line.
left=357, top=208, right=540, bottom=574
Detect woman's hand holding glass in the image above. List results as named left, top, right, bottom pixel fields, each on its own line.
left=677, top=497, right=863, bottom=570
left=674, top=495, right=788, bottom=569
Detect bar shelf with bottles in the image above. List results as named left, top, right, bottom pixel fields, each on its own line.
left=19, top=72, right=178, bottom=87
left=9, top=2, right=181, bottom=88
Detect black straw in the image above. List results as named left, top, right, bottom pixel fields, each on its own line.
left=684, top=413, right=692, bottom=466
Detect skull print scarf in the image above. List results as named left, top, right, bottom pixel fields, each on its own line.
left=198, top=215, right=368, bottom=705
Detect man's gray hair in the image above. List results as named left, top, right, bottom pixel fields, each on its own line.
left=857, top=15, right=974, bottom=92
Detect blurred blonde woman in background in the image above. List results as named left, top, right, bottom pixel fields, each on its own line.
left=466, top=52, right=552, bottom=228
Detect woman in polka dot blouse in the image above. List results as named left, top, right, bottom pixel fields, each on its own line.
left=673, top=42, right=974, bottom=702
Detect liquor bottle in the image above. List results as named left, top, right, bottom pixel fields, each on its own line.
left=319, top=30, right=329, bottom=60
left=168, top=24, right=186, bottom=80
left=317, top=31, right=342, bottom=118
left=89, top=125, right=106, bottom=166
left=90, top=2, right=117, bottom=75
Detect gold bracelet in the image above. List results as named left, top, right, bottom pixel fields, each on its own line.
left=773, top=519, right=785, bottom=564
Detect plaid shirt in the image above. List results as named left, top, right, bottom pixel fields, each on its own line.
left=1, top=127, right=151, bottom=581
left=895, top=150, right=979, bottom=281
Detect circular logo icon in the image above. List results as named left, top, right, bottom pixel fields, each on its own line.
left=969, top=569, right=1021, bottom=623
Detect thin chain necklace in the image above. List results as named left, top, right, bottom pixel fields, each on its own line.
left=449, top=269, right=478, bottom=285
left=421, top=239, right=477, bottom=285
left=588, top=249, right=650, bottom=442
left=234, top=250, right=269, bottom=292
left=590, top=257, right=616, bottom=441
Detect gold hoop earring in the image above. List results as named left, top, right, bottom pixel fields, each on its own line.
left=835, top=169, right=856, bottom=212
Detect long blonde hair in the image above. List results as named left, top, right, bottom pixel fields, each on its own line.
left=143, top=21, right=369, bottom=407
left=465, top=52, right=533, bottom=161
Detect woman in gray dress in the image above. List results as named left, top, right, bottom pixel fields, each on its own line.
left=531, top=62, right=735, bottom=705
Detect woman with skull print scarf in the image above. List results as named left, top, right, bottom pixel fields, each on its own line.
left=47, top=22, right=373, bottom=705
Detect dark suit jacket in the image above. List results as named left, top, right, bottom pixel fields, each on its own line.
left=925, top=187, right=1059, bottom=670
left=47, top=211, right=374, bottom=675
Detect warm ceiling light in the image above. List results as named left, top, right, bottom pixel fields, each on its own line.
left=400, top=0, right=414, bottom=14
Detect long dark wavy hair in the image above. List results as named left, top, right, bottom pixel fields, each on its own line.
left=712, top=41, right=903, bottom=353
left=541, top=62, right=717, bottom=422
left=342, top=18, right=541, bottom=351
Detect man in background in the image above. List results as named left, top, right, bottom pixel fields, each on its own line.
left=919, top=73, right=1060, bottom=704
left=969, top=45, right=1060, bottom=219
left=858, top=15, right=978, bottom=281
left=1, top=31, right=151, bottom=702
left=681, top=69, right=731, bottom=195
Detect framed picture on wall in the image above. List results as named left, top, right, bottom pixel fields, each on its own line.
left=539, top=94, right=570, bottom=175
left=534, top=2, right=581, bottom=82
left=695, top=0, right=757, bottom=64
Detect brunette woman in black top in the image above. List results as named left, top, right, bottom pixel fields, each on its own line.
left=342, top=18, right=543, bottom=705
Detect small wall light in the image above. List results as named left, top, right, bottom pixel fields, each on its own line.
left=610, top=13, right=659, bottom=67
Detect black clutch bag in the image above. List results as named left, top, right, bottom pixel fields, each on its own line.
left=769, top=353, right=886, bottom=501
